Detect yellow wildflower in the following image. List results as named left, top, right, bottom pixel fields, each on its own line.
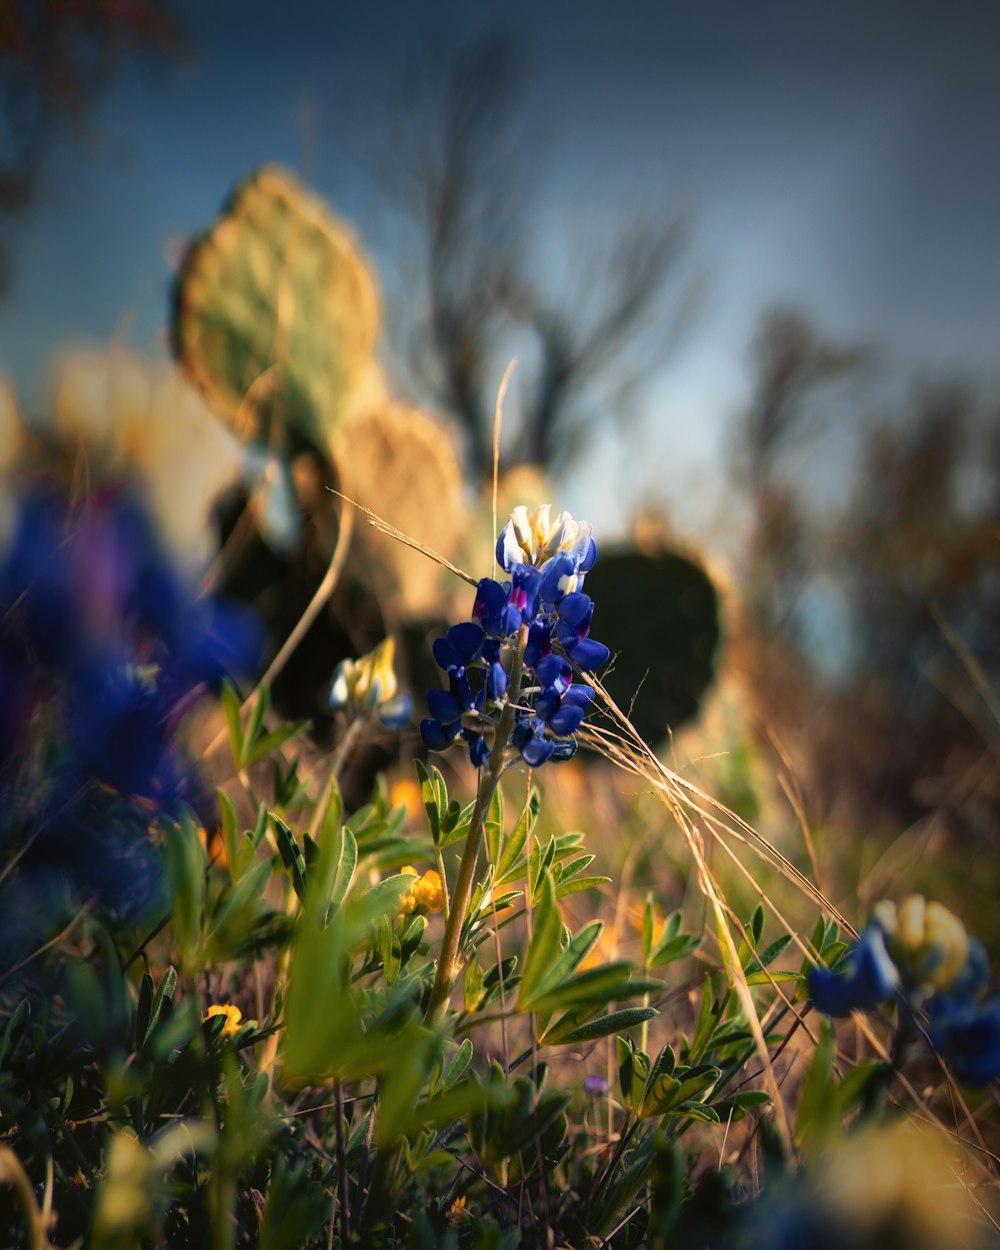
left=399, top=868, right=444, bottom=916
left=205, top=1003, right=243, bottom=1038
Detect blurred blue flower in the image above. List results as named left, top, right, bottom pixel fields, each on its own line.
left=927, top=994, right=1000, bottom=1086
left=808, top=925, right=900, bottom=1017
left=0, top=482, right=264, bottom=962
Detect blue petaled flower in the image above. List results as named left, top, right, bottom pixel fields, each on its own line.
left=0, top=482, right=264, bottom=962
left=927, top=994, right=1000, bottom=1087
left=329, top=637, right=413, bottom=730
left=807, top=925, right=901, bottom=1017
left=810, top=894, right=1000, bottom=1087
left=421, top=504, right=607, bottom=769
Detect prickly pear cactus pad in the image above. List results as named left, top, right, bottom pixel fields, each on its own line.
left=333, top=401, right=468, bottom=618
left=172, top=165, right=379, bottom=454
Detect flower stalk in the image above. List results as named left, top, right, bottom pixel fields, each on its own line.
left=425, top=624, right=529, bottom=1025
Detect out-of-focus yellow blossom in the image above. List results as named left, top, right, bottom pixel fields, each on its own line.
left=205, top=1003, right=243, bottom=1037
left=197, top=824, right=229, bottom=870
left=389, top=777, right=424, bottom=824
left=872, top=895, right=969, bottom=991
left=328, top=637, right=412, bottom=729
left=399, top=867, right=444, bottom=916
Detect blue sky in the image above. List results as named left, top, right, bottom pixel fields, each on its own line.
left=3, top=0, right=998, bottom=540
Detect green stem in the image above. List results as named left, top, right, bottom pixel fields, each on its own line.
left=425, top=625, right=528, bottom=1025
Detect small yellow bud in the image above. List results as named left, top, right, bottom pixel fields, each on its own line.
left=205, top=1003, right=243, bottom=1038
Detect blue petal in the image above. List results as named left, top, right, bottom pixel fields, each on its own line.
left=536, top=654, right=571, bottom=691
left=549, top=737, right=579, bottom=763
left=420, top=718, right=459, bottom=750
left=467, top=732, right=491, bottom=768
left=535, top=690, right=562, bottom=722
left=809, top=926, right=899, bottom=1017
left=521, top=735, right=554, bottom=767
left=566, top=637, right=610, bottom=672
left=524, top=622, right=553, bottom=669
left=447, top=621, right=486, bottom=662
left=539, top=553, right=576, bottom=604
left=557, top=592, right=593, bottom=629
left=378, top=693, right=413, bottom=730
left=579, top=537, right=598, bottom=572
left=427, top=689, right=461, bottom=722
left=432, top=635, right=461, bottom=672
left=486, top=660, right=508, bottom=701
left=565, top=684, right=595, bottom=707
left=547, top=702, right=585, bottom=736
left=473, top=578, right=509, bottom=634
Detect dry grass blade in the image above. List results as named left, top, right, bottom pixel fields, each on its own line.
left=327, top=488, right=479, bottom=588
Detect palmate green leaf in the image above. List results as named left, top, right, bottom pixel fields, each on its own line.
left=164, top=816, right=208, bottom=971
left=527, top=836, right=558, bottom=900
left=642, top=1063, right=719, bottom=1118
left=375, top=1030, right=442, bottom=1144
left=134, top=973, right=154, bottom=1051
left=744, top=934, right=794, bottom=975
left=549, top=1007, right=658, bottom=1046
left=673, top=1102, right=721, bottom=1125
left=303, top=817, right=357, bottom=926
left=517, top=869, right=564, bottom=1008
left=406, top=1074, right=510, bottom=1136
left=523, top=920, right=603, bottom=1004
left=438, top=800, right=475, bottom=847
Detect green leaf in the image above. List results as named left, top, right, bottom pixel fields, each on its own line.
left=517, top=869, right=564, bottom=1009
left=217, top=790, right=241, bottom=881
left=495, top=788, right=540, bottom=884
left=796, top=1017, right=838, bottom=1156
left=243, top=719, right=310, bottom=768
left=547, top=1007, right=658, bottom=1046
left=135, top=972, right=154, bottom=1049
left=415, top=758, right=452, bottom=847
left=485, top=785, right=504, bottom=865
left=439, top=800, right=475, bottom=847
left=673, top=1102, right=721, bottom=1125
left=221, top=680, right=243, bottom=764
left=441, top=1038, right=474, bottom=1090
left=271, top=813, right=308, bottom=904
left=555, top=874, right=610, bottom=898
left=529, top=965, right=663, bottom=1014
left=526, top=920, right=603, bottom=1000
